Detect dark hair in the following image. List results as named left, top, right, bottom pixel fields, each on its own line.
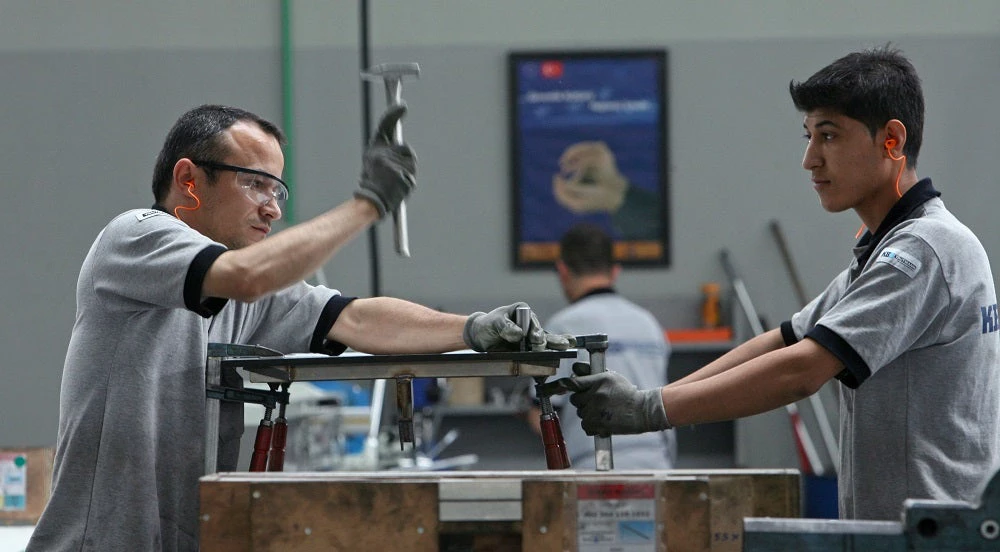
left=151, top=105, right=286, bottom=202
left=789, top=45, right=924, bottom=167
left=559, top=223, right=615, bottom=276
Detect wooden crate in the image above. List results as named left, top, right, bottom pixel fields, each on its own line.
left=0, top=447, right=55, bottom=526
left=200, top=469, right=799, bottom=551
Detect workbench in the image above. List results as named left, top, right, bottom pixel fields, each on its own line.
left=200, top=468, right=800, bottom=551
left=201, top=345, right=803, bottom=550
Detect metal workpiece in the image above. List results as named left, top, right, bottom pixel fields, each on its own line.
left=515, top=305, right=531, bottom=352
left=744, top=467, right=1000, bottom=551
left=203, top=345, right=575, bottom=474
left=361, top=62, right=420, bottom=257
left=239, top=350, right=570, bottom=383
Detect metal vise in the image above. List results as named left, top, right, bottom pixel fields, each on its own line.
left=744, top=467, right=1000, bottom=550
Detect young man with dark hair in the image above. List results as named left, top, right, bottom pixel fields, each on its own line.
left=28, top=104, right=573, bottom=551
left=529, top=223, right=675, bottom=469
left=565, top=46, right=1000, bottom=520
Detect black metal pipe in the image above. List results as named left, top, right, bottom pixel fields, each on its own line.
left=359, top=0, right=381, bottom=297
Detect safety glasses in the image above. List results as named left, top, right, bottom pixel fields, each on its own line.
left=191, top=159, right=289, bottom=206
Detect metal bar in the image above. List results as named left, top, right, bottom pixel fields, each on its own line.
left=240, top=351, right=572, bottom=383
left=358, top=0, right=381, bottom=297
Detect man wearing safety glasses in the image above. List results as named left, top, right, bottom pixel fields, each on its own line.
left=27, top=104, right=574, bottom=552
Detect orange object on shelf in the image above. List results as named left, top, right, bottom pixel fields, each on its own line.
left=665, top=327, right=733, bottom=343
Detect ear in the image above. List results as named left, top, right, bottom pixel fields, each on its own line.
left=555, top=259, right=570, bottom=279
left=171, top=158, right=199, bottom=192
left=610, top=264, right=622, bottom=283
left=883, top=119, right=907, bottom=158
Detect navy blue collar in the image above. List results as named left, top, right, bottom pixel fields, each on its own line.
left=851, top=178, right=940, bottom=281
left=574, top=287, right=616, bottom=303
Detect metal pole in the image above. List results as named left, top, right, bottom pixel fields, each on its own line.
left=358, top=0, right=381, bottom=297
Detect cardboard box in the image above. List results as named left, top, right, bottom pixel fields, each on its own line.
left=445, top=377, right=485, bottom=406
left=0, top=447, right=55, bottom=526
left=200, top=469, right=799, bottom=551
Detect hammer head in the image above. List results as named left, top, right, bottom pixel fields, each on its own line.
left=361, top=62, right=421, bottom=82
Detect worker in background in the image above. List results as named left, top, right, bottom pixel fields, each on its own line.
left=27, top=104, right=574, bottom=552
left=528, top=222, right=676, bottom=469
left=564, top=45, right=1000, bottom=520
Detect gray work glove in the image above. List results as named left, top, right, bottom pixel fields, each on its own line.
left=462, top=302, right=576, bottom=352
left=567, top=362, right=671, bottom=436
left=354, top=104, right=417, bottom=218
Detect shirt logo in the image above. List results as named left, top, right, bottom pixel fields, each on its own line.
left=982, top=304, right=999, bottom=334
left=135, top=210, right=160, bottom=222
left=876, top=248, right=921, bottom=278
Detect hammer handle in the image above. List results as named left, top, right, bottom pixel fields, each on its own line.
left=384, top=80, right=410, bottom=257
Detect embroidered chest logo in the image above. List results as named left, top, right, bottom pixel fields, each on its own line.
left=982, top=303, right=999, bottom=334
left=875, top=248, right=921, bottom=278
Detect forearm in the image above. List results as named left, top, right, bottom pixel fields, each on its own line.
left=204, top=199, right=378, bottom=301
left=329, top=297, right=468, bottom=354
left=668, top=328, right=785, bottom=387
left=662, top=338, right=839, bottom=426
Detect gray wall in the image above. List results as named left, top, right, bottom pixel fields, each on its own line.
left=2, top=2, right=999, bottom=468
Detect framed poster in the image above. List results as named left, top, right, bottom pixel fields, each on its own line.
left=509, top=49, right=669, bottom=269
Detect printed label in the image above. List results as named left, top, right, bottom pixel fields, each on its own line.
left=0, top=453, right=27, bottom=511
left=135, top=209, right=160, bottom=221
left=577, top=483, right=657, bottom=551
left=876, top=247, right=921, bottom=278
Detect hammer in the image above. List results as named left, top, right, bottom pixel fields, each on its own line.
left=362, top=62, right=421, bottom=257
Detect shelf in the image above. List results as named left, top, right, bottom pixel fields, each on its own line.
left=434, top=404, right=525, bottom=417
left=671, top=341, right=735, bottom=354
left=665, top=327, right=735, bottom=354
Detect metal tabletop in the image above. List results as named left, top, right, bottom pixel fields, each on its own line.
left=231, top=349, right=574, bottom=383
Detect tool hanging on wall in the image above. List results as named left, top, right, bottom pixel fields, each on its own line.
left=362, top=62, right=421, bottom=257
left=769, top=219, right=840, bottom=473
left=720, top=248, right=826, bottom=476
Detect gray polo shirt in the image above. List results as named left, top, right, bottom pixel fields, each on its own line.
left=783, top=180, right=1000, bottom=520
left=29, top=209, right=352, bottom=551
left=546, top=289, right=677, bottom=469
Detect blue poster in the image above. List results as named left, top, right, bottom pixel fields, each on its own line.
left=510, top=50, right=668, bottom=267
